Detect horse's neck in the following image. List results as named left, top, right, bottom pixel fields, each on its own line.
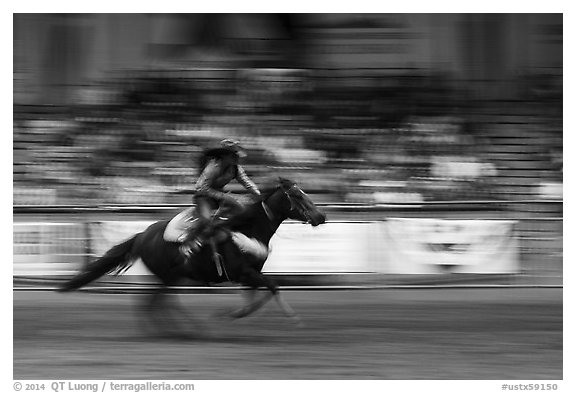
left=255, top=202, right=285, bottom=243
left=260, top=189, right=292, bottom=235
left=230, top=202, right=283, bottom=243
left=264, top=215, right=284, bottom=242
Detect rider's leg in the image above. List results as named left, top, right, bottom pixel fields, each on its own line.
left=194, top=201, right=223, bottom=252
left=197, top=200, right=243, bottom=245
left=181, top=197, right=244, bottom=264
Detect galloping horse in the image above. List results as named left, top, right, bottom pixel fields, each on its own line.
left=58, top=178, right=326, bottom=332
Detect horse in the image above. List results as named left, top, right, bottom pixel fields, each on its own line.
left=57, top=178, right=327, bottom=335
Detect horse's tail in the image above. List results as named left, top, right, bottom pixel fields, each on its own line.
left=57, top=234, right=139, bottom=292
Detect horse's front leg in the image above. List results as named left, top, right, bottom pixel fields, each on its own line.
left=222, top=269, right=276, bottom=319
left=229, top=270, right=302, bottom=325
left=240, top=290, right=302, bottom=326
left=274, top=292, right=303, bottom=326
left=228, top=290, right=274, bottom=319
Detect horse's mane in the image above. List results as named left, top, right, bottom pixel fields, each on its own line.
left=260, top=177, right=295, bottom=200
left=228, top=177, right=294, bottom=231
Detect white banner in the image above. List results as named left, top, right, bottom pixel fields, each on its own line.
left=381, top=218, right=519, bottom=274
left=264, top=222, right=374, bottom=273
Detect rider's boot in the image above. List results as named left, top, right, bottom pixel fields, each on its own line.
left=180, top=218, right=226, bottom=275
left=179, top=238, right=202, bottom=260
left=179, top=216, right=218, bottom=256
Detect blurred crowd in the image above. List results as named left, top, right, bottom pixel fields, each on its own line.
left=13, top=68, right=562, bottom=205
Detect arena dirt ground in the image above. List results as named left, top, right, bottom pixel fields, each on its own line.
left=13, top=288, right=562, bottom=380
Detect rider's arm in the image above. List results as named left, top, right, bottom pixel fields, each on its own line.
left=236, top=165, right=261, bottom=196
left=195, top=159, right=232, bottom=202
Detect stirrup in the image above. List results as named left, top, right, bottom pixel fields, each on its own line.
left=180, top=240, right=202, bottom=258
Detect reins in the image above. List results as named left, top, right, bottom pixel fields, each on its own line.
left=261, top=201, right=275, bottom=222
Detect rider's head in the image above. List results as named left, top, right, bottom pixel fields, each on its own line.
left=220, top=139, right=247, bottom=158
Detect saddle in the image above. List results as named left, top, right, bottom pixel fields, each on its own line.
left=164, top=207, right=269, bottom=261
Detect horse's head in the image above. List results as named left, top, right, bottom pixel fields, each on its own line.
left=264, top=178, right=326, bottom=227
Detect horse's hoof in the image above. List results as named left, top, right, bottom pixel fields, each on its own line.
left=213, top=308, right=235, bottom=320
left=291, top=316, right=304, bottom=328
left=197, top=329, right=215, bottom=340
left=55, top=284, right=73, bottom=293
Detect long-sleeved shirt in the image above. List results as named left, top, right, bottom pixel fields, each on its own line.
left=195, top=158, right=260, bottom=202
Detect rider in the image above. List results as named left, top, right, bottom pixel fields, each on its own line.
left=180, top=139, right=261, bottom=260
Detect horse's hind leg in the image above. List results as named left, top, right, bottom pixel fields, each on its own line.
left=139, top=286, right=184, bottom=337
left=166, top=289, right=213, bottom=339
left=142, top=280, right=211, bottom=339
left=139, top=286, right=172, bottom=337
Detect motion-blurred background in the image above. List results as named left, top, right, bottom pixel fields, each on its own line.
left=13, top=14, right=562, bottom=206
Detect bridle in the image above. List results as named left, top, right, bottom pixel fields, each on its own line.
left=261, top=183, right=312, bottom=224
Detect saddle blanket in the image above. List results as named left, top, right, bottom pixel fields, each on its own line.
left=231, top=232, right=269, bottom=261
left=163, top=207, right=198, bottom=242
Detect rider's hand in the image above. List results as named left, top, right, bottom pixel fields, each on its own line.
left=251, top=192, right=263, bottom=203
